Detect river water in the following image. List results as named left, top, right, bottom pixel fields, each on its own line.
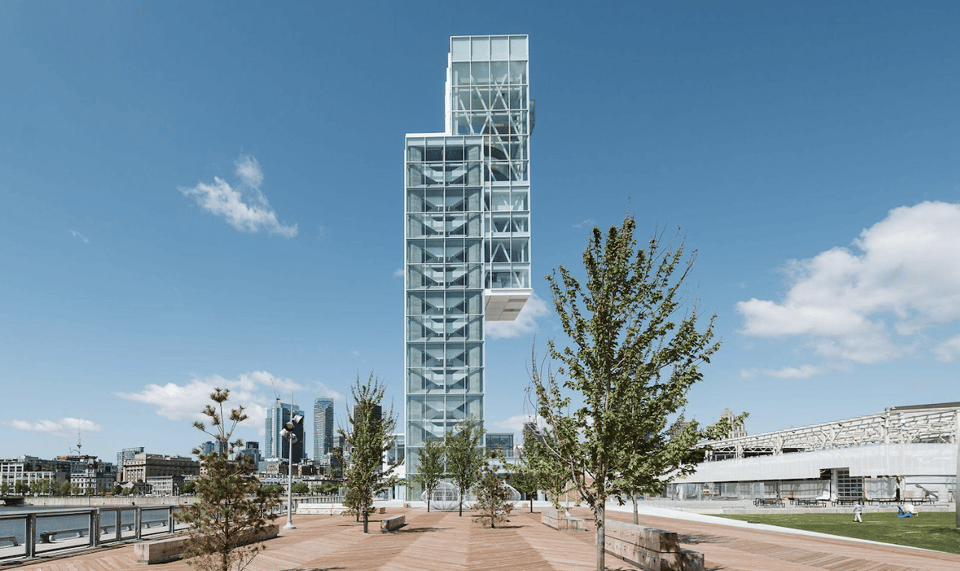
left=0, top=505, right=172, bottom=545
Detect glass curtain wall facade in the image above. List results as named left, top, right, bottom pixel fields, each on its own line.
left=313, top=398, right=334, bottom=467
left=405, top=35, right=532, bottom=493
left=264, top=399, right=305, bottom=463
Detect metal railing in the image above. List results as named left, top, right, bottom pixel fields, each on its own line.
left=0, top=505, right=181, bottom=560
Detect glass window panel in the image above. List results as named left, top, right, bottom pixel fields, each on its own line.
left=425, top=188, right=444, bottom=212
left=468, top=370, right=482, bottom=393
left=451, top=38, right=471, bottom=61
left=491, top=37, right=509, bottom=60
left=467, top=264, right=482, bottom=288
left=465, top=188, right=481, bottom=211
left=425, top=147, right=443, bottom=162
left=509, top=85, right=526, bottom=109
left=471, top=62, right=489, bottom=86
left=471, top=36, right=490, bottom=60
left=407, top=145, right=424, bottom=162
left=445, top=145, right=464, bottom=161
left=510, top=37, right=527, bottom=60
left=491, top=61, right=509, bottom=84
left=452, top=62, right=470, bottom=85
left=465, top=396, right=483, bottom=417
left=466, top=291, right=482, bottom=314
left=509, top=61, right=526, bottom=84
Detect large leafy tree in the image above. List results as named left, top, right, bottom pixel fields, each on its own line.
left=531, top=214, right=731, bottom=571
left=445, top=417, right=486, bottom=516
left=177, top=388, right=279, bottom=571
left=413, top=435, right=445, bottom=512
left=339, top=373, right=403, bottom=533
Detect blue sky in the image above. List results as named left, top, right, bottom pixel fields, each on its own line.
left=3, top=1, right=960, bottom=462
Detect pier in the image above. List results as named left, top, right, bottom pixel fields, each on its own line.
left=4, top=503, right=960, bottom=571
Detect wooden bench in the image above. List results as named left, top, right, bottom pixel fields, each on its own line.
left=605, top=520, right=704, bottom=571
left=540, top=507, right=586, bottom=531
left=794, top=498, right=825, bottom=506
left=134, top=524, right=279, bottom=565
left=380, top=514, right=405, bottom=532
left=754, top=498, right=783, bottom=507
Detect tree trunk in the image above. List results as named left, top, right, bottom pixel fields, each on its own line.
left=529, top=493, right=534, bottom=513
left=632, top=494, right=638, bottom=525
left=363, top=508, right=369, bottom=534
left=596, top=503, right=605, bottom=571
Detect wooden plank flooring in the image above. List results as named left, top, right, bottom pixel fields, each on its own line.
left=6, top=507, right=960, bottom=571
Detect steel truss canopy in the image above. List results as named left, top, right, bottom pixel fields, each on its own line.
left=704, top=402, right=960, bottom=460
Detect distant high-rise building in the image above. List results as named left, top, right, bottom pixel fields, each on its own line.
left=313, top=398, right=335, bottom=467
left=404, top=35, right=534, bottom=490
left=264, top=399, right=305, bottom=463
left=720, top=408, right=747, bottom=439
left=116, top=446, right=144, bottom=480
left=237, top=441, right=261, bottom=464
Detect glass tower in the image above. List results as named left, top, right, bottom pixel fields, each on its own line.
left=264, top=399, right=305, bottom=463
left=313, top=397, right=335, bottom=467
left=404, top=35, right=533, bottom=492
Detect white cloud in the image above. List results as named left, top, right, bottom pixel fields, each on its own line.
left=179, top=154, right=298, bottom=238
left=116, top=371, right=305, bottom=433
left=573, top=218, right=595, bottom=228
left=69, top=229, right=89, bottom=243
left=1, top=417, right=101, bottom=436
left=738, top=201, right=960, bottom=364
left=392, top=268, right=404, bottom=278
left=934, top=335, right=960, bottom=363
left=314, top=381, right=346, bottom=402
left=739, top=365, right=827, bottom=380
left=489, top=414, right=537, bottom=432
left=486, top=292, right=551, bottom=339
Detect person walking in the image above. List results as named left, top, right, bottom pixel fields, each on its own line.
left=853, top=501, right=863, bottom=523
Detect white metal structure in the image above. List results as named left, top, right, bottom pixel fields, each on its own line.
left=404, top=35, right=533, bottom=494
left=671, top=402, right=960, bottom=503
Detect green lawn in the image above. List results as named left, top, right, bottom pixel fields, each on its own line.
left=718, top=512, right=960, bottom=554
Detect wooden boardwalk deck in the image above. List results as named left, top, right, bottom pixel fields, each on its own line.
left=6, top=507, right=960, bottom=571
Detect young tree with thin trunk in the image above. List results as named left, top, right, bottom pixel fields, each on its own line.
left=339, top=373, right=403, bottom=533
left=177, top=388, right=279, bottom=571
left=472, top=449, right=512, bottom=528
left=445, top=417, right=485, bottom=516
left=413, top=435, right=445, bottom=512
left=531, top=214, right=731, bottom=571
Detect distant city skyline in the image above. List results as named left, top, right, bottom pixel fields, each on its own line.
left=4, top=2, right=960, bottom=461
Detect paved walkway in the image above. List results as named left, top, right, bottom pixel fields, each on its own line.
left=6, top=507, right=960, bottom=571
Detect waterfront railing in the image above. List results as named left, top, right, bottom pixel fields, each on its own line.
left=0, top=505, right=182, bottom=560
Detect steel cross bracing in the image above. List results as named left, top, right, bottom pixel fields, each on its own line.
left=704, top=404, right=959, bottom=460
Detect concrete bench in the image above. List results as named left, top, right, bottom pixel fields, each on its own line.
left=0, top=536, right=18, bottom=547
left=540, top=507, right=586, bottom=531
left=134, top=524, right=279, bottom=564
left=604, top=520, right=704, bottom=571
left=297, top=504, right=348, bottom=516
left=380, top=514, right=405, bottom=532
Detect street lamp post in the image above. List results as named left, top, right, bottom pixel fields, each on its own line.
left=281, top=413, right=303, bottom=530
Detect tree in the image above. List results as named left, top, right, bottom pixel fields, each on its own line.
left=413, top=435, right=445, bottom=512
left=291, top=481, right=310, bottom=495
left=510, top=425, right=569, bottom=512
left=339, top=373, right=403, bottom=534
left=531, top=214, right=732, bottom=571
left=176, top=388, right=280, bottom=571
left=445, top=417, right=486, bottom=517
left=472, top=449, right=512, bottom=528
